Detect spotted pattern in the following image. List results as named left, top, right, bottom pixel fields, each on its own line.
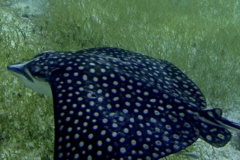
left=15, top=47, right=240, bottom=159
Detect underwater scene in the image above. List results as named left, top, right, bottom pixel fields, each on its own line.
left=1, top=0, right=240, bottom=159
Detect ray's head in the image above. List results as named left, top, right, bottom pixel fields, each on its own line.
left=7, top=51, right=57, bottom=96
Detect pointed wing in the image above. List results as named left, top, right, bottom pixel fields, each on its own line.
left=96, top=47, right=207, bottom=110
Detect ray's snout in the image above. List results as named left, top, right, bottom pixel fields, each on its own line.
left=7, top=63, right=23, bottom=73
left=7, top=62, right=33, bottom=82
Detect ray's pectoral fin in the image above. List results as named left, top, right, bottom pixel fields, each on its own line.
left=48, top=68, right=108, bottom=159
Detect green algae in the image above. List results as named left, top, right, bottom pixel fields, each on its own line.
left=1, top=0, right=240, bottom=159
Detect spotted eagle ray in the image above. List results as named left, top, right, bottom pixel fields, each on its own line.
left=7, top=47, right=240, bottom=159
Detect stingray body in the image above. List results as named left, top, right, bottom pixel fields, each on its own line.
left=7, top=47, right=240, bottom=159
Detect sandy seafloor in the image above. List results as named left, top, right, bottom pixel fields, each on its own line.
left=2, top=0, right=240, bottom=160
